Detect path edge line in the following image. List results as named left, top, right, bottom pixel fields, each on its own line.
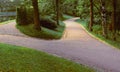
left=78, top=22, right=118, bottom=50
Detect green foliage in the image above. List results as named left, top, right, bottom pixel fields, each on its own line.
left=62, top=0, right=80, bottom=16
left=16, top=21, right=65, bottom=39
left=38, top=0, right=55, bottom=16
left=16, top=0, right=57, bottom=25
left=0, top=43, right=95, bottom=72
left=0, top=20, right=15, bottom=25
left=92, top=25, right=102, bottom=34
left=25, top=7, right=34, bottom=24
left=40, top=16, right=57, bottom=30
left=77, top=0, right=90, bottom=18
left=16, top=0, right=120, bottom=40
left=16, top=6, right=29, bottom=25
left=16, top=6, right=57, bottom=29
left=17, top=0, right=80, bottom=25
left=62, top=14, right=74, bottom=20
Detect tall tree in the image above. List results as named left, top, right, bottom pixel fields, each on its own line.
left=32, top=0, right=41, bottom=30
left=56, top=0, right=59, bottom=25
left=100, top=0, right=108, bottom=38
left=89, top=0, right=93, bottom=31
left=112, top=0, right=117, bottom=40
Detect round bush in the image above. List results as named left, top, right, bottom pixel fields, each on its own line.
left=40, top=16, right=57, bottom=30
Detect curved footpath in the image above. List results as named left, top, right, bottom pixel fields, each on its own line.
left=0, top=18, right=120, bottom=72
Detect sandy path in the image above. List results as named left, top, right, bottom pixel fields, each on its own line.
left=0, top=18, right=120, bottom=72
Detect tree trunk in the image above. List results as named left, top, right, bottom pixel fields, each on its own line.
left=32, top=0, right=41, bottom=30
left=89, top=0, right=93, bottom=31
left=112, top=0, right=117, bottom=40
left=56, top=0, right=59, bottom=25
left=100, top=0, right=108, bottom=38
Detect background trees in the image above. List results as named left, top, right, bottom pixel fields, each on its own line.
left=100, top=0, right=108, bottom=38
left=15, top=0, right=120, bottom=40
left=89, top=0, right=93, bottom=31
left=56, top=0, right=60, bottom=25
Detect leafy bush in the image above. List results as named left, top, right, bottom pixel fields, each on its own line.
left=40, top=16, right=57, bottom=30
left=16, top=6, right=29, bottom=25
left=16, top=6, right=34, bottom=25
left=16, top=6, right=57, bottom=30
left=26, top=7, right=34, bottom=24
left=92, top=25, right=102, bottom=34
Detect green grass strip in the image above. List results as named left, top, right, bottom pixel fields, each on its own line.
left=16, top=21, right=65, bottom=39
left=0, top=43, right=95, bottom=72
left=0, top=20, right=15, bottom=25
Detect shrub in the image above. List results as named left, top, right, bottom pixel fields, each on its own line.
left=26, top=7, right=34, bottom=24
left=16, top=6, right=57, bottom=30
left=92, top=25, right=102, bottom=34
left=16, top=6, right=29, bottom=25
left=40, top=16, right=57, bottom=30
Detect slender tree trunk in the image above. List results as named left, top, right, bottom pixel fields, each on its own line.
left=56, top=0, right=59, bottom=25
left=100, top=0, right=108, bottom=38
left=112, top=0, right=117, bottom=40
left=32, top=0, right=41, bottom=30
left=89, top=0, right=93, bottom=31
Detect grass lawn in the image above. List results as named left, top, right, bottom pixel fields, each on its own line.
left=16, top=21, right=65, bottom=39
left=0, top=43, right=95, bottom=72
left=62, top=14, right=74, bottom=20
left=0, top=20, right=15, bottom=25
left=76, top=19, right=120, bottom=49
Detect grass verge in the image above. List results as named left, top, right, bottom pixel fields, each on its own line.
left=0, top=20, right=15, bottom=25
left=0, top=43, right=95, bottom=72
left=76, top=19, right=120, bottom=49
left=62, top=14, right=74, bottom=20
left=16, top=21, right=65, bottom=39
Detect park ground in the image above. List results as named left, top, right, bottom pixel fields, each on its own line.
left=0, top=18, right=120, bottom=72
